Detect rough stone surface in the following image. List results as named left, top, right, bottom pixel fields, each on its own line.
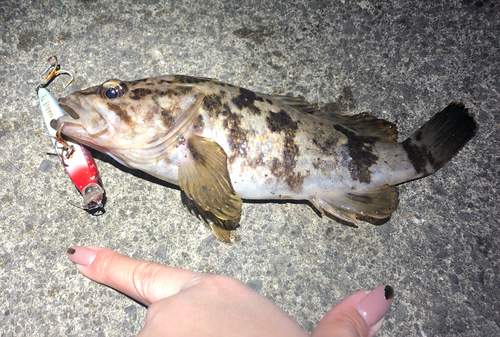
left=0, top=0, right=499, bottom=336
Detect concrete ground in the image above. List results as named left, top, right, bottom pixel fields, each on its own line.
left=1, top=0, right=499, bottom=336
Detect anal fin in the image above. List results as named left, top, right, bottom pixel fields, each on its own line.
left=310, top=185, right=399, bottom=226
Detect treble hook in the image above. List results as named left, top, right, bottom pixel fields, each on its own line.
left=36, top=55, right=74, bottom=92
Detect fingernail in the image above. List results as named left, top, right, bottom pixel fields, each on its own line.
left=356, top=285, right=394, bottom=328
left=66, top=246, right=97, bottom=266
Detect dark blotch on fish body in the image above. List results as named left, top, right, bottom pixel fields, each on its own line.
left=203, top=94, right=223, bottom=112
left=402, top=139, right=430, bottom=174
left=107, top=102, right=133, bottom=126
left=154, top=87, right=193, bottom=99
left=222, top=107, right=249, bottom=163
left=313, top=134, right=338, bottom=156
left=129, top=88, right=152, bottom=100
left=192, top=114, right=205, bottom=132
left=334, top=125, right=378, bottom=184
left=266, top=109, right=296, bottom=132
left=173, top=75, right=210, bottom=84
left=266, top=110, right=303, bottom=192
left=232, top=87, right=263, bottom=115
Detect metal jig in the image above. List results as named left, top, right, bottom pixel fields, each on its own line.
left=36, top=56, right=105, bottom=212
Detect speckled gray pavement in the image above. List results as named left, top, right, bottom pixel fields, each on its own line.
left=0, top=0, right=499, bottom=336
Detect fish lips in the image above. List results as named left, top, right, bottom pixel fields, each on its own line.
left=58, top=101, right=80, bottom=120
left=53, top=96, right=109, bottom=137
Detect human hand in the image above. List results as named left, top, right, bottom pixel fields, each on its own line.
left=67, top=246, right=394, bottom=337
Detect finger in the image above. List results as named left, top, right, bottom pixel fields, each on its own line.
left=312, top=285, right=394, bottom=337
left=66, top=246, right=201, bottom=306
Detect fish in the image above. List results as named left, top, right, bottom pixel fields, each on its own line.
left=52, top=75, right=478, bottom=242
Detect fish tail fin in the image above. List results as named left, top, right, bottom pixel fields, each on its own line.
left=310, top=185, right=399, bottom=226
left=309, top=103, right=477, bottom=226
left=402, top=102, right=478, bottom=177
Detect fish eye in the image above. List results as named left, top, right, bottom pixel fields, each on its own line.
left=100, top=80, right=127, bottom=99
left=105, top=87, right=120, bottom=99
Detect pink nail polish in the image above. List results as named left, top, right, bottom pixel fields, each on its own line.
left=356, top=285, right=394, bottom=328
left=66, top=246, right=97, bottom=266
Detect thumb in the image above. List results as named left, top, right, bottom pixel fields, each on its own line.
left=312, top=285, right=394, bottom=337
left=66, top=246, right=200, bottom=306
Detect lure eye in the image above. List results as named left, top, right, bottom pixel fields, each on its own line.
left=100, top=81, right=126, bottom=99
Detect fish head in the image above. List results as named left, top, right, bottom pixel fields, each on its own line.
left=53, top=79, right=159, bottom=151
left=53, top=76, right=204, bottom=166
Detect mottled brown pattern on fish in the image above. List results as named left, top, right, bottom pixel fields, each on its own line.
left=173, top=75, right=211, bottom=84
left=129, top=88, right=153, bottom=100
left=231, top=87, right=263, bottom=115
left=202, top=94, right=252, bottom=164
left=153, top=87, right=193, bottom=99
left=312, top=133, right=338, bottom=156
left=312, top=157, right=328, bottom=172
left=159, top=107, right=176, bottom=129
left=191, top=114, right=205, bottom=133
left=198, top=88, right=283, bottom=172
left=334, top=124, right=378, bottom=184
left=266, top=110, right=304, bottom=192
left=222, top=109, right=249, bottom=163
left=218, top=103, right=232, bottom=117
left=202, top=93, right=248, bottom=162
left=266, top=109, right=297, bottom=132
left=131, top=104, right=155, bottom=123
left=402, top=139, right=429, bottom=174
left=107, top=102, right=133, bottom=126
left=203, top=94, right=224, bottom=113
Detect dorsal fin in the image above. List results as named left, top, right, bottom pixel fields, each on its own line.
left=261, top=94, right=320, bottom=115
left=312, top=111, right=399, bottom=143
left=262, top=93, right=398, bottom=142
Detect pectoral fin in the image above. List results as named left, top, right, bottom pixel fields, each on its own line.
left=178, top=135, right=242, bottom=240
left=181, top=191, right=240, bottom=243
left=310, top=185, right=399, bottom=226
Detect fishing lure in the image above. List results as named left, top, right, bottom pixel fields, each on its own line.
left=37, top=56, right=105, bottom=210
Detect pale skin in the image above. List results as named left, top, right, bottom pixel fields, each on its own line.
left=67, top=246, right=393, bottom=337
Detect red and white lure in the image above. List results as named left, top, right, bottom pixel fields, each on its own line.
left=37, top=56, right=105, bottom=211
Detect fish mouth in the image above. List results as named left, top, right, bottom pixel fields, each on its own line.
left=52, top=95, right=109, bottom=137
left=58, top=101, right=80, bottom=120
left=50, top=107, right=81, bottom=131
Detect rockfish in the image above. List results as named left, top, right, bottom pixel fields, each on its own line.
left=53, top=75, right=477, bottom=242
